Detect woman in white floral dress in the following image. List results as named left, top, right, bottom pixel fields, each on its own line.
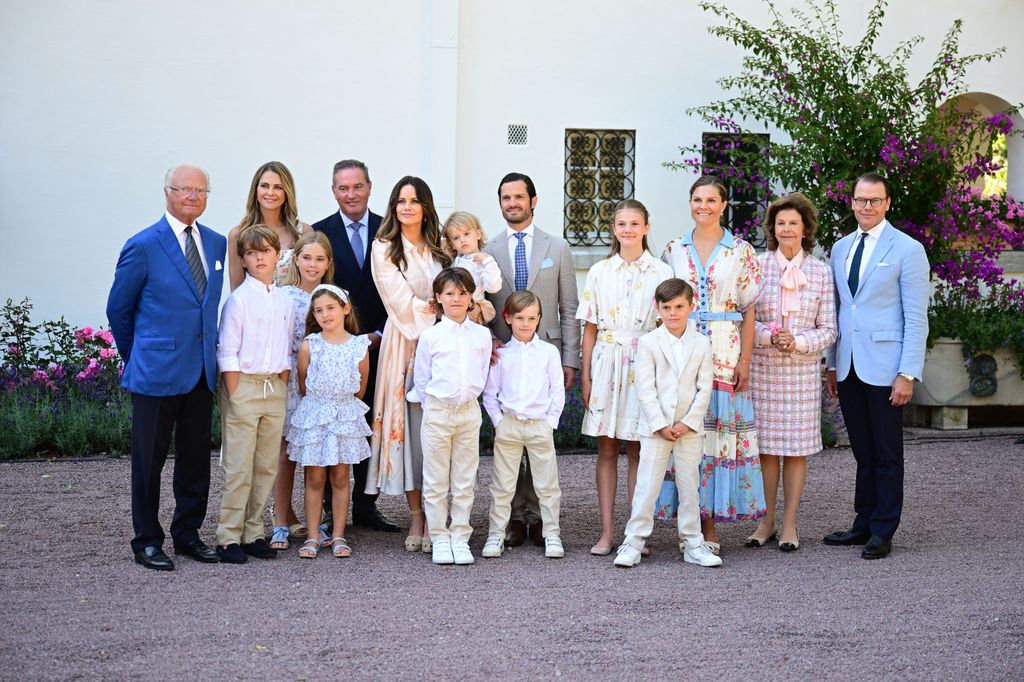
left=578, top=199, right=673, bottom=555
left=660, top=176, right=765, bottom=554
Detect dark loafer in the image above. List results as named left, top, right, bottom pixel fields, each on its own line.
left=216, top=543, right=248, bottom=564
left=861, top=535, right=892, bottom=560
left=134, top=546, right=175, bottom=571
left=822, top=528, right=871, bottom=546
left=241, top=538, right=277, bottom=559
left=173, top=539, right=220, bottom=563
left=505, top=520, right=527, bottom=547
left=352, top=508, right=400, bottom=533
left=529, top=522, right=545, bottom=547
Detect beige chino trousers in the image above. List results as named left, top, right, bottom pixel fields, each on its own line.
left=488, top=414, right=561, bottom=540
left=421, top=396, right=482, bottom=544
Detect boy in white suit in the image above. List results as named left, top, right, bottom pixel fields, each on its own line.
left=614, top=279, right=721, bottom=568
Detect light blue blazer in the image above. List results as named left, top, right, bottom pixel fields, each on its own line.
left=106, top=215, right=227, bottom=396
left=825, top=220, right=930, bottom=387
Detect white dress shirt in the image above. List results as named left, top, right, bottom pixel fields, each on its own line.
left=413, top=315, right=492, bottom=405
left=217, top=274, right=295, bottom=374
left=844, top=219, right=888, bottom=280
left=505, top=223, right=536, bottom=283
left=165, top=211, right=209, bottom=277
left=482, top=333, right=565, bottom=429
left=340, top=209, right=370, bottom=263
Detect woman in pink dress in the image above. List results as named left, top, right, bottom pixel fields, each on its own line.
left=365, top=177, right=451, bottom=552
left=749, top=193, right=837, bottom=551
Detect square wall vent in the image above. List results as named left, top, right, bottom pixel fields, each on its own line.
left=507, top=123, right=528, bottom=146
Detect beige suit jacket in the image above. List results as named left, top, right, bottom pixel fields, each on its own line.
left=634, top=324, right=713, bottom=436
left=483, top=226, right=581, bottom=369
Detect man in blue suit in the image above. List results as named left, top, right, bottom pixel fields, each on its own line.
left=107, top=163, right=228, bottom=570
left=825, top=172, right=929, bottom=560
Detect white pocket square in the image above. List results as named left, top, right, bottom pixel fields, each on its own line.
left=877, top=262, right=891, bottom=267
left=215, top=260, right=223, bottom=271
left=541, top=257, right=554, bottom=269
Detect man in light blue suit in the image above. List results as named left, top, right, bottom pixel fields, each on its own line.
left=824, top=172, right=929, bottom=560
left=107, top=163, right=227, bottom=571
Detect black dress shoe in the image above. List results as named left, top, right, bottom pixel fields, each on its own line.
left=134, top=546, right=175, bottom=571
left=241, top=538, right=277, bottom=559
left=528, top=522, right=544, bottom=547
left=861, top=535, right=892, bottom=560
left=173, top=539, right=220, bottom=563
left=352, top=508, right=400, bottom=533
left=822, top=528, right=871, bottom=546
left=505, top=520, right=526, bottom=547
left=216, top=543, right=248, bottom=564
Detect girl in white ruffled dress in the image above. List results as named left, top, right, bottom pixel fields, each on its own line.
left=287, top=284, right=371, bottom=559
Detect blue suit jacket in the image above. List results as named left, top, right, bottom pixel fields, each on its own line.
left=826, top=220, right=930, bottom=386
left=106, top=215, right=227, bottom=396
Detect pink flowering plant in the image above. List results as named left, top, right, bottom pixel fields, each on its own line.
left=0, top=297, right=133, bottom=457
left=668, top=0, right=1024, bottom=380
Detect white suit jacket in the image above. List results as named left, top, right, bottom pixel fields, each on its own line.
left=634, top=324, right=713, bottom=436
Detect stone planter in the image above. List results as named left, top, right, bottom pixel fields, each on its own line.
left=910, top=337, right=1024, bottom=429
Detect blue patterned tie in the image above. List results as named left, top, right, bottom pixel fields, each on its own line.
left=350, top=222, right=364, bottom=269
left=847, top=232, right=867, bottom=296
left=513, top=232, right=528, bottom=291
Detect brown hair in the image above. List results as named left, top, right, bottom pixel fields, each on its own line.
left=503, top=290, right=542, bottom=318
left=763, top=192, right=818, bottom=253
left=305, top=288, right=360, bottom=336
left=689, top=175, right=728, bottom=201
left=431, top=267, right=477, bottom=300
left=332, top=159, right=371, bottom=185
left=607, top=198, right=651, bottom=258
left=654, top=278, right=695, bottom=305
left=281, top=231, right=336, bottom=287
left=853, top=171, right=892, bottom=199
left=236, top=224, right=281, bottom=258
left=376, top=176, right=451, bottom=271
left=238, top=161, right=302, bottom=245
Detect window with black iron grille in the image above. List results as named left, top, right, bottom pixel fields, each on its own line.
left=564, top=129, right=636, bottom=247
left=701, top=132, right=770, bottom=248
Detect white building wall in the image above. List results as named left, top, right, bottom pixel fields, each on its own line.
left=0, top=0, right=1021, bottom=328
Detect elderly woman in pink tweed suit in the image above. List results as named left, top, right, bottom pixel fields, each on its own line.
left=748, top=193, right=837, bottom=552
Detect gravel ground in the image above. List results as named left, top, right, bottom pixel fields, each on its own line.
left=1, top=435, right=1022, bottom=681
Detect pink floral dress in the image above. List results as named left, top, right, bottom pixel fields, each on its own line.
left=576, top=252, right=673, bottom=440
left=659, top=229, right=766, bottom=522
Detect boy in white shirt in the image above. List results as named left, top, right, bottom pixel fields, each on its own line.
left=215, top=225, right=295, bottom=564
left=481, top=290, right=566, bottom=559
left=413, top=268, right=493, bottom=565
left=614, top=278, right=721, bottom=568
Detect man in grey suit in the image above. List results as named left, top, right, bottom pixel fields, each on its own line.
left=484, top=172, right=581, bottom=547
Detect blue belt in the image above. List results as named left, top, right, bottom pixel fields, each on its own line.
left=690, top=311, right=743, bottom=322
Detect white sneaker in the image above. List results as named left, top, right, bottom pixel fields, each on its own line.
left=544, top=537, right=565, bottom=559
left=451, top=541, right=475, bottom=565
left=431, top=540, right=454, bottom=565
left=683, top=543, right=723, bottom=567
left=482, top=536, right=504, bottom=558
left=613, top=544, right=641, bottom=567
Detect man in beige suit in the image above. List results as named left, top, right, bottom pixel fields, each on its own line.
left=613, top=279, right=721, bottom=568
left=484, top=172, right=581, bottom=547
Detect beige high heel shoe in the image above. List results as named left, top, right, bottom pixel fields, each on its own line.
left=405, top=508, right=425, bottom=552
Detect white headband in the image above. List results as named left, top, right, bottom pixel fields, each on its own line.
left=311, top=283, right=350, bottom=303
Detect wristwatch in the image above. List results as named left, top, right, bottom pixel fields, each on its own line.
left=898, top=372, right=916, bottom=382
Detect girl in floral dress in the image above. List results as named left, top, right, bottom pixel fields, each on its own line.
left=269, top=231, right=335, bottom=550
left=578, top=199, right=673, bottom=555
left=288, top=284, right=371, bottom=559
left=660, top=176, right=765, bottom=553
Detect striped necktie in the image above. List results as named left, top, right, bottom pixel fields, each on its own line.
left=184, top=225, right=207, bottom=298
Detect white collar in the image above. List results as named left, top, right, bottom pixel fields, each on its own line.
left=856, top=218, right=888, bottom=241
left=165, top=211, right=195, bottom=236
left=507, top=333, right=541, bottom=350
left=437, top=314, right=473, bottom=331
left=506, top=223, right=535, bottom=240
left=242, top=273, right=275, bottom=293
left=609, top=251, right=652, bottom=271
left=340, top=210, right=370, bottom=229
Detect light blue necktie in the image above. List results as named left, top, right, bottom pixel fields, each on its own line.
left=350, top=222, right=364, bottom=269
left=513, top=232, right=528, bottom=291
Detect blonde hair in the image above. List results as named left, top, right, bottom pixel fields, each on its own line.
left=442, top=211, right=487, bottom=255
left=281, top=231, right=336, bottom=287
left=239, top=161, right=302, bottom=245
